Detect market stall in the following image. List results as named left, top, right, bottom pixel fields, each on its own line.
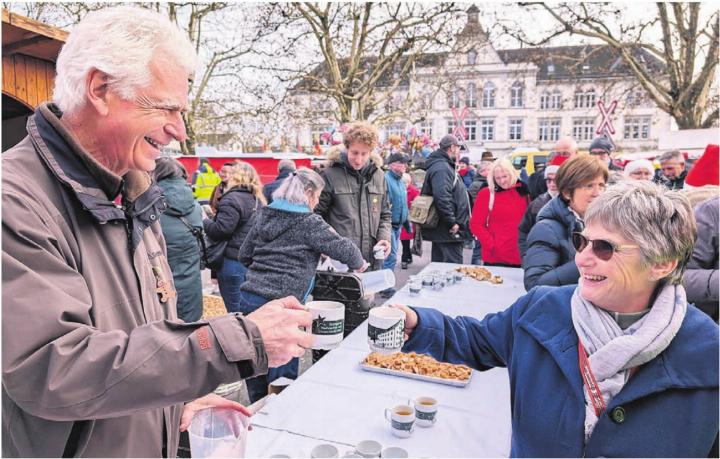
left=245, top=263, right=526, bottom=458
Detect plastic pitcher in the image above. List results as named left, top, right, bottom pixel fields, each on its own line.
left=357, top=269, right=396, bottom=295
left=188, top=407, right=250, bottom=458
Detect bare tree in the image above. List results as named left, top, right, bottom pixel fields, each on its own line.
left=506, top=2, right=719, bottom=129
left=260, top=2, right=465, bottom=124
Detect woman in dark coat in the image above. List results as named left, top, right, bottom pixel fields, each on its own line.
left=523, top=155, right=608, bottom=290
left=154, top=158, right=203, bottom=322
left=203, top=161, right=266, bottom=313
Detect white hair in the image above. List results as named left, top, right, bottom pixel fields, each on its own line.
left=53, top=6, right=198, bottom=114
left=278, top=159, right=297, bottom=173
left=272, top=167, right=325, bottom=205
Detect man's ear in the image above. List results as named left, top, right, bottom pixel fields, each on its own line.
left=85, top=68, right=112, bottom=116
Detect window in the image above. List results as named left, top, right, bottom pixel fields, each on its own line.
left=626, top=89, right=646, bottom=108
left=482, top=82, right=496, bottom=108
left=468, top=50, right=477, bottom=65
left=510, top=81, right=524, bottom=108
left=421, top=93, right=433, bottom=110
left=540, top=90, right=562, bottom=110
left=572, top=118, right=596, bottom=141
left=447, top=120, right=457, bottom=135
left=419, top=121, right=433, bottom=140
left=464, top=120, right=477, bottom=141
left=508, top=119, right=523, bottom=141
left=538, top=118, right=561, bottom=142
left=466, top=83, right=477, bottom=108
left=448, top=87, right=460, bottom=109
left=624, top=116, right=651, bottom=140
left=574, top=88, right=596, bottom=108
left=385, top=123, right=405, bottom=140
left=311, top=125, right=330, bottom=146
left=480, top=119, right=495, bottom=141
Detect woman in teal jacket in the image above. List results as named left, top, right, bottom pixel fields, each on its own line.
left=394, top=181, right=718, bottom=457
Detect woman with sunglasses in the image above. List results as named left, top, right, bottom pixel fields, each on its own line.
left=522, top=155, right=608, bottom=290
left=392, top=181, right=718, bottom=457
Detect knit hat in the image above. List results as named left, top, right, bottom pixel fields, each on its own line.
left=589, top=136, right=614, bottom=154
left=387, top=152, right=411, bottom=164
left=550, top=155, right=570, bottom=166
left=439, top=134, right=459, bottom=149
left=544, top=165, right=560, bottom=178
left=623, top=159, right=654, bottom=178
left=459, top=156, right=470, bottom=165
left=685, top=144, right=719, bottom=187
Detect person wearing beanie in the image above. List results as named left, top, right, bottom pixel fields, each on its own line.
left=623, top=159, right=654, bottom=181
left=420, top=134, right=473, bottom=263
left=458, top=156, right=476, bottom=188
left=589, top=136, right=622, bottom=171
left=528, top=137, right=578, bottom=199
left=518, top=164, right=560, bottom=258
left=381, top=153, right=412, bottom=297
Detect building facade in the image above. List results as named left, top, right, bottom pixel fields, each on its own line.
left=293, top=6, right=672, bottom=156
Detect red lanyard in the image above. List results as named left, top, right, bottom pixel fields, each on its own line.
left=578, top=340, right=607, bottom=418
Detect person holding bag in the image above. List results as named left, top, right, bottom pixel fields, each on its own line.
left=203, top=161, right=266, bottom=313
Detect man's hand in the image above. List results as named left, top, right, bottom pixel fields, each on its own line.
left=376, top=240, right=391, bottom=256
left=179, top=393, right=251, bottom=432
left=354, top=260, right=370, bottom=273
left=390, top=304, right=418, bottom=342
left=449, top=223, right=460, bottom=234
left=246, top=297, right=313, bottom=367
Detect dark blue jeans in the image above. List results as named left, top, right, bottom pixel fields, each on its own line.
left=237, top=288, right=299, bottom=403
left=471, top=238, right=482, bottom=265
left=217, top=258, right=248, bottom=314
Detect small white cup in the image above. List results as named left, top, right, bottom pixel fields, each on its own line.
left=368, top=306, right=406, bottom=354
left=384, top=405, right=415, bottom=438
left=306, top=301, right=345, bottom=350
left=381, top=446, right=409, bottom=458
left=311, top=444, right=340, bottom=458
left=355, top=440, right=382, bottom=458
left=409, top=396, right=438, bottom=427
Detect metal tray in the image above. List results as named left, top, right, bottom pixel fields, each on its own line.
left=359, top=362, right=472, bottom=387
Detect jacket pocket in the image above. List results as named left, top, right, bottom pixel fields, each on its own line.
left=366, top=182, right=383, bottom=238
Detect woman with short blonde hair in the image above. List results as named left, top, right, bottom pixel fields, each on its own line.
left=470, top=158, right=530, bottom=267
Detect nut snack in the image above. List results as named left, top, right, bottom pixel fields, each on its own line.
left=455, top=266, right=503, bottom=284
left=364, top=352, right=472, bottom=381
left=202, top=294, right=227, bottom=319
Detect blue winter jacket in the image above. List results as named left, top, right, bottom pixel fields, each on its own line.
left=522, top=197, right=582, bottom=290
left=385, top=170, right=411, bottom=231
left=404, top=285, right=719, bottom=458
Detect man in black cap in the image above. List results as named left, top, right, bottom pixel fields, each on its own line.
left=589, top=136, right=622, bottom=171
left=419, top=135, right=472, bottom=263
left=380, top=153, right=413, bottom=297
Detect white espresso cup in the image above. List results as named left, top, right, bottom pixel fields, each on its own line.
left=367, top=306, right=406, bottom=354
left=380, top=446, right=409, bottom=458
left=409, top=396, right=438, bottom=427
left=306, top=301, right=345, bottom=350
left=311, top=444, right=339, bottom=458
left=384, top=405, right=415, bottom=438
left=355, top=440, right=382, bottom=458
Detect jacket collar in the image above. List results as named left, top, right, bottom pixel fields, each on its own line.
left=26, top=103, right=167, bottom=248
left=517, top=286, right=717, bottom=406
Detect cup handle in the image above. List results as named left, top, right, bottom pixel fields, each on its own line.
left=384, top=408, right=392, bottom=423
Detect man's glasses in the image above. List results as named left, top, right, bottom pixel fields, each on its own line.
left=545, top=178, right=556, bottom=184
left=572, top=232, right=638, bottom=261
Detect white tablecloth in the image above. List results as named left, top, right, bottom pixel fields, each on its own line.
left=245, top=263, right=526, bottom=458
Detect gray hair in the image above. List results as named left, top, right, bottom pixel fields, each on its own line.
left=478, top=161, right=493, bottom=174
left=657, top=150, right=685, bottom=164
left=584, top=180, right=696, bottom=285
left=54, top=6, right=198, bottom=114
left=278, top=159, right=297, bottom=173
left=272, top=167, right=325, bottom=205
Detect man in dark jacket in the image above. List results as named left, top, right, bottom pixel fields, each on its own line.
left=654, top=150, right=688, bottom=190
left=527, top=137, right=577, bottom=199
left=420, top=135, right=472, bottom=263
left=315, top=122, right=392, bottom=265
left=517, top=164, right=559, bottom=259
left=589, top=136, right=622, bottom=171
left=263, top=159, right=297, bottom=203
left=684, top=196, right=719, bottom=321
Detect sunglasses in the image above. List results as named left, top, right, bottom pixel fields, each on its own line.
left=572, top=232, right=638, bottom=261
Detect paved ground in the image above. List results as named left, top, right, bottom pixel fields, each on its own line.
left=218, top=241, right=474, bottom=405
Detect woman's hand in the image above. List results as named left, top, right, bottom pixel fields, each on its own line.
left=390, top=304, right=418, bottom=341
left=179, top=393, right=252, bottom=432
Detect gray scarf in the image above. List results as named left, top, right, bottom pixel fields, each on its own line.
left=571, top=283, right=687, bottom=442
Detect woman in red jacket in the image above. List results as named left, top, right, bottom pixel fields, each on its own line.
left=400, top=173, right=420, bottom=269
left=470, top=158, right=530, bottom=266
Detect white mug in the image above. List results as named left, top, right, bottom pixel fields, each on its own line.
left=384, top=405, right=414, bottom=438
left=306, top=301, right=345, bottom=350
left=367, top=306, right=405, bottom=354
left=408, top=396, right=438, bottom=427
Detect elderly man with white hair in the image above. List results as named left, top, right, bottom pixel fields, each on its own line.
left=624, top=159, right=655, bottom=181
left=1, top=7, right=313, bottom=457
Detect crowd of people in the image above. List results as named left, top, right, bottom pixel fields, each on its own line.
left=1, top=6, right=718, bottom=458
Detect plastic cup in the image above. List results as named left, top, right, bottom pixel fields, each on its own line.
left=357, top=269, right=396, bottom=295
left=188, top=407, right=250, bottom=458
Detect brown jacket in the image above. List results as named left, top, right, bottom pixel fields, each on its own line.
left=1, top=104, right=268, bottom=457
